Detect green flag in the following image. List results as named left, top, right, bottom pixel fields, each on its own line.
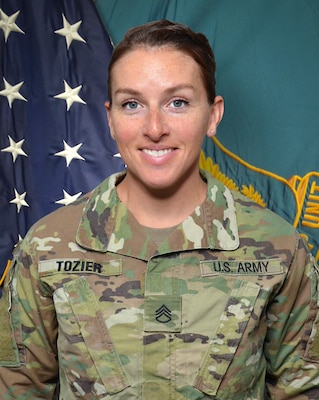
left=96, top=0, right=319, bottom=261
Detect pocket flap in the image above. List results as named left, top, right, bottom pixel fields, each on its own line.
left=194, top=279, right=260, bottom=396
left=65, top=277, right=130, bottom=394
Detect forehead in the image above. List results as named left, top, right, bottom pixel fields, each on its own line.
left=111, top=47, right=202, bottom=85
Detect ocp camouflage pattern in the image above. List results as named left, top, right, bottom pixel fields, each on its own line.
left=0, top=170, right=319, bottom=399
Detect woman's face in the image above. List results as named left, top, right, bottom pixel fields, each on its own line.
left=106, top=46, right=223, bottom=195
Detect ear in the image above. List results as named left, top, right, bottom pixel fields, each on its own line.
left=105, top=101, right=115, bottom=139
left=105, top=100, right=111, bottom=118
left=207, top=95, right=224, bottom=138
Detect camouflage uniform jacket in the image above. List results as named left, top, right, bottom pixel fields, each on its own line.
left=0, top=170, right=319, bottom=400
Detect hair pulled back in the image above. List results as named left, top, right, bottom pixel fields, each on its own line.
left=107, top=20, right=216, bottom=104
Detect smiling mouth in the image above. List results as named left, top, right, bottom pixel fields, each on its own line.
left=142, top=149, right=173, bottom=157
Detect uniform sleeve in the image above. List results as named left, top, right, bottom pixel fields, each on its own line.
left=0, top=236, right=59, bottom=399
left=265, top=235, right=319, bottom=399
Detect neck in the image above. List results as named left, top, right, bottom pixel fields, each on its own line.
left=117, top=173, right=206, bottom=228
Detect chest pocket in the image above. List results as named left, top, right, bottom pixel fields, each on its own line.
left=194, top=278, right=262, bottom=399
left=54, top=276, right=130, bottom=398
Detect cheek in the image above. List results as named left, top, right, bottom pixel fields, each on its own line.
left=182, top=121, right=207, bottom=144
left=110, top=121, right=129, bottom=142
left=111, top=114, right=140, bottom=136
left=112, top=123, right=137, bottom=157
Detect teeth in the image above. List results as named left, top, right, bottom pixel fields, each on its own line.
left=143, top=149, right=172, bottom=157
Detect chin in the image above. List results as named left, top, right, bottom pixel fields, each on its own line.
left=146, top=179, right=181, bottom=195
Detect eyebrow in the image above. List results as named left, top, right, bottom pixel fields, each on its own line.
left=113, top=84, right=195, bottom=97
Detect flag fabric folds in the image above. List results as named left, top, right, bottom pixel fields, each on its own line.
left=0, top=0, right=124, bottom=283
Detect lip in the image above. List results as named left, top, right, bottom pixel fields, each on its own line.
left=140, top=147, right=177, bottom=164
left=142, top=148, right=173, bottom=157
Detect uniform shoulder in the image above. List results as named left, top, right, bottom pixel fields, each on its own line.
left=22, top=172, right=122, bottom=246
left=30, top=191, right=91, bottom=232
left=202, top=171, right=297, bottom=239
left=231, top=188, right=298, bottom=239
left=29, top=172, right=122, bottom=232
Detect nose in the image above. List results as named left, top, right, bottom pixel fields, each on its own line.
left=144, top=107, right=168, bottom=141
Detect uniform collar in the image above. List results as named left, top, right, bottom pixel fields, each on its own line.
left=76, top=170, right=239, bottom=259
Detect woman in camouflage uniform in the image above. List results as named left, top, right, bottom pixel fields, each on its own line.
left=1, top=19, right=319, bottom=399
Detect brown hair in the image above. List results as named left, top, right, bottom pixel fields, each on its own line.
left=107, top=19, right=216, bottom=104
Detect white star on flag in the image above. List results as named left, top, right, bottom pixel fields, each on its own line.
left=10, top=189, right=29, bottom=213
left=55, top=190, right=82, bottom=206
left=54, top=14, right=86, bottom=49
left=0, top=78, right=27, bottom=108
left=54, top=140, right=85, bottom=167
left=1, top=135, right=28, bottom=162
left=54, top=80, right=86, bottom=110
left=0, top=9, right=24, bottom=42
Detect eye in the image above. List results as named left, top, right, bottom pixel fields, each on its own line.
left=170, top=99, right=189, bottom=108
left=122, top=100, right=140, bottom=110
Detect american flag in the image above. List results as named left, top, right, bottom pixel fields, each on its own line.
left=0, top=0, right=124, bottom=284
